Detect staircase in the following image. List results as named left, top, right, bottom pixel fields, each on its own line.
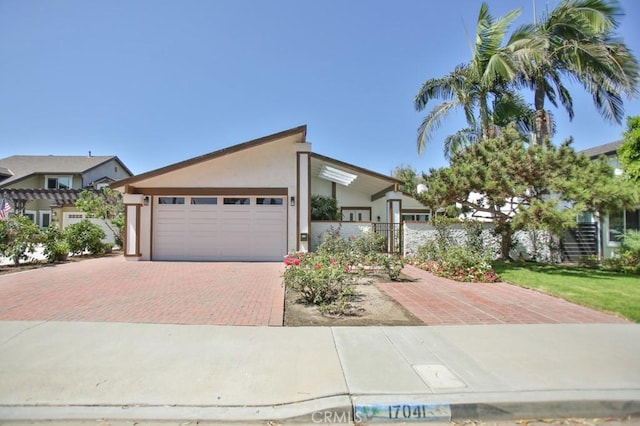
left=562, top=223, right=598, bottom=262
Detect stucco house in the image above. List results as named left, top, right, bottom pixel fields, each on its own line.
left=111, top=125, right=429, bottom=261
left=577, top=141, right=639, bottom=259
left=0, top=154, right=133, bottom=234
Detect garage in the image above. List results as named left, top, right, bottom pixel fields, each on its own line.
left=152, top=195, right=287, bottom=261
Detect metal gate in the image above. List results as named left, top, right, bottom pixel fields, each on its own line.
left=373, top=223, right=402, bottom=254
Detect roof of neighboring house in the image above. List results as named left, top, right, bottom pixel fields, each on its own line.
left=581, top=140, right=622, bottom=158
left=0, top=155, right=133, bottom=187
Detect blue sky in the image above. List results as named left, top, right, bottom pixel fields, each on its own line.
left=0, top=0, right=638, bottom=177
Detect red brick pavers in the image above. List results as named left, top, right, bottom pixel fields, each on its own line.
left=378, top=264, right=630, bottom=325
left=0, top=257, right=285, bottom=326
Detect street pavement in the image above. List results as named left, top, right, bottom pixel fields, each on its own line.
left=0, top=321, right=638, bottom=424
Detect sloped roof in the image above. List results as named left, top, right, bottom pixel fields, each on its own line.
left=0, top=155, right=132, bottom=187
left=112, top=125, right=307, bottom=189
left=580, top=140, right=621, bottom=158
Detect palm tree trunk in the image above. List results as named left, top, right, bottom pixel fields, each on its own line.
left=533, top=84, right=547, bottom=144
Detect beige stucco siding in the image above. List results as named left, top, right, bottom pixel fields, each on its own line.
left=132, top=137, right=302, bottom=189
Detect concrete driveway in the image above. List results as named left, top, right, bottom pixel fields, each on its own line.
left=0, top=256, right=285, bottom=326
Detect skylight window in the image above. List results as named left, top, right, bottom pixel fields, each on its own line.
left=318, top=165, right=357, bottom=186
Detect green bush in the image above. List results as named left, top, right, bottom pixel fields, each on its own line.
left=64, top=219, right=106, bottom=255
left=311, top=195, right=339, bottom=221
left=283, top=252, right=354, bottom=305
left=41, top=225, right=69, bottom=263
left=411, top=219, right=499, bottom=283
left=601, top=230, right=640, bottom=274
left=0, top=215, right=41, bottom=266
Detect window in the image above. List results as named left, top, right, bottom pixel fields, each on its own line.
left=257, top=198, right=283, bottom=205
left=341, top=208, right=370, bottom=222
left=158, top=197, right=185, bottom=204
left=609, top=209, right=640, bottom=243
left=46, top=176, right=71, bottom=189
left=402, top=213, right=430, bottom=222
left=191, top=197, right=217, bottom=205
left=224, top=197, right=250, bottom=205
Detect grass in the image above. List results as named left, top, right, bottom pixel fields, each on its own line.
left=494, top=262, right=640, bottom=323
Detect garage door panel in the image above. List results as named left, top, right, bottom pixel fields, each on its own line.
left=153, top=195, right=285, bottom=261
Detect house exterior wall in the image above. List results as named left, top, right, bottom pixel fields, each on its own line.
left=4, top=174, right=40, bottom=189
left=124, top=137, right=310, bottom=258
left=310, top=221, right=372, bottom=251
left=83, top=159, right=131, bottom=186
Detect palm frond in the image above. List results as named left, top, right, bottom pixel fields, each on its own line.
left=416, top=101, right=460, bottom=155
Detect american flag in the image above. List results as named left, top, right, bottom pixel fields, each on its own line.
left=0, top=197, right=11, bottom=219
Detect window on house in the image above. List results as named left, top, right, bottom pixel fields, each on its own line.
left=257, top=198, right=283, bottom=205
left=341, top=208, right=370, bottom=222
left=402, top=213, right=430, bottom=222
left=191, top=197, right=217, bottom=205
left=46, top=177, right=71, bottom=189
left=224, top=197, right=250, bottom=205
left=158, top=197, right=185, bottom=205
left=626, top=209, right=639, bottom=231
left=609, top=209, right=639, bottom=243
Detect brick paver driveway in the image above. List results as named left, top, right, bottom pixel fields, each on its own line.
left=0, top=257, right=284, bottom=326
left=378, top=265, right=629, bottom=325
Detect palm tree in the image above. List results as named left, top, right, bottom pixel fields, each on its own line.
left=414, top=3, right=522, bottom=156
left=511, top=0, right=639, bottom=144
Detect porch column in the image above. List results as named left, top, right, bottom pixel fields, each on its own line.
left=297, top=152, right=311, bottom=253
left=386, top=191, right=402, bottom=253
left=123, top=194, right=143, bottom=259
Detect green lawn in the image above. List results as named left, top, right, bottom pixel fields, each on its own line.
left=493, top=262, right=640, bottom=322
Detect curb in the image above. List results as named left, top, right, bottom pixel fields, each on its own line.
left=353, top=391, right=640, bottom=423
left=1, top=393, right=639, bottom=424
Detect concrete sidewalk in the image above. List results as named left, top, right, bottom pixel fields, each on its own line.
left=0, top=321, right=638, bottom=424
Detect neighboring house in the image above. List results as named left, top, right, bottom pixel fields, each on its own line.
left=573, top=141, right=640, bottom=259
left=111, top=125, right=429, bottom=262
left=0, top=154, right=133, bottom=237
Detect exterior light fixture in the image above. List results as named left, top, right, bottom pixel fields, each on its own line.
left=290, top=196, right=295, bottom=207
left=143, top=196, right=150, bottom=206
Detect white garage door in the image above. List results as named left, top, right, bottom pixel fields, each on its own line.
left=152, top=195, right=286, bottom=261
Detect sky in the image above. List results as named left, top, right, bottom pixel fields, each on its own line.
left=0, top=0, right=639, bottom=177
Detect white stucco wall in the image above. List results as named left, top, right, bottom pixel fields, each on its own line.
left=310, top=221, right=372, bottom=251
left=403, top=222, right=559, bottom=262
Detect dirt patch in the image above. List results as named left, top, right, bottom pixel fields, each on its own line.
left=284, top=274, right=424, bottom=326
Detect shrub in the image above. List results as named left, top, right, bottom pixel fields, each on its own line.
left=601, top=230, right=640, bottom=274
left=0, top=215, right=41, bottom=266
left=41, top=225, right=69, bottom=263
left=311, top=195, right=339, bottom=221
left=350, top=232, right=386, bottom=256
left=283, top=252, right=354, bottom=305
left=64, top=219, right=106, bottom=255
left=412, top=219, right=499, bottom=283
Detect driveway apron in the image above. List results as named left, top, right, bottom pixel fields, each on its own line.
left=378, top=265, right=630, bottom=325
left=0, top=257, right=285, bottom=326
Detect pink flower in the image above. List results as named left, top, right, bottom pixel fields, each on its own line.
left=293, top=259, right=300, bottom=266
left=284, top=258, right=291, bottom=266
left=316, top=263, right=322, bottom=269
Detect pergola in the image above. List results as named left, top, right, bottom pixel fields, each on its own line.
left=1, top=188, right=100, bottom=214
